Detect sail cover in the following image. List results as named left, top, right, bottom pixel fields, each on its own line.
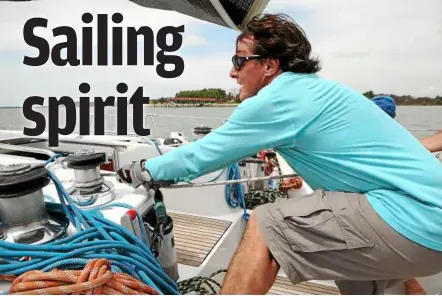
left=128, top=0, right=270, bottom=30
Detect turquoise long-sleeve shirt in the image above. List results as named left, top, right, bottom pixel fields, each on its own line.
left=146, top=72, right=442, bottom=251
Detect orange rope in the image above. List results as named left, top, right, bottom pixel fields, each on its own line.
left=0, top=275, right=17, bottom=282
left=280, top=176, right=303, bottom=193
left=2, top=259, right=160, bottom=295
left=404, top=278, right=427, bottom=295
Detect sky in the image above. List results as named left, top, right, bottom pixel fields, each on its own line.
left=0, top=0, right=441, bottom=107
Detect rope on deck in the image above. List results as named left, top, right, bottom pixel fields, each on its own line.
left=177, top=269, right=226, bottom=295
left=6, top=259, right=160, bottom=295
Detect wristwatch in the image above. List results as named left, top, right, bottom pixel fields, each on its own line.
left=138, top=159, right=152, bottom=182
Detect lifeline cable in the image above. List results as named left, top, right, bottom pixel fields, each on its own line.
left=100, top=168, right=298, bottom=187
left=167, top=173, right=299, bottom=188
left=0, top=154, right=179, bottom=295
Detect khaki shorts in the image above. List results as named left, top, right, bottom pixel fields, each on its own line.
left=255, top=190, right=442, bottom=294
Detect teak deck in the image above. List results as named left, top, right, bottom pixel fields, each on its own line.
left=268, top=277, right=340, bottom=295
left=171, top=212, right=340, bottom=295
left=169, top=212, right=232, bottom=267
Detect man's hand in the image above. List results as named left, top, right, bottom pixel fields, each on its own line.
left=420, top=131, right=442, bottom=153
left=116, top=159, right=152, bottom=189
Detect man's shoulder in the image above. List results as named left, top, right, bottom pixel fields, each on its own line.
left=272, top=71, right=330, bottom=84
left=262, top=72, right=347, bottom=97
left=237, top=72, right=361, bottom=112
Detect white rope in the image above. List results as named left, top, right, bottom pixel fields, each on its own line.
left=45, top=156, right=67, bottom=170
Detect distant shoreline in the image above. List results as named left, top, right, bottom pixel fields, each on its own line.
left=0, top=104, right=441, bottom=109
left=144, top=103, right=239, bottom=108
left=143, top=103, right=442, bottom=108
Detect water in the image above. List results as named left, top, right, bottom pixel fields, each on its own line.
left=0, top=106, right=440, bottom=140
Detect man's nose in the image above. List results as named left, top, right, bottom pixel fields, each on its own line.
left=230, top=66, right=238, bottom=79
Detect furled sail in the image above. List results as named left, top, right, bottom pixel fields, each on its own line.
left=128, top=0, right=270, bottom=30
left=3, top=0, right=269, bottom=30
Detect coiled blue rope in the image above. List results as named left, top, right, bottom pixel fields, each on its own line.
left=0, top=154, right=180, bottom=295
left=225, top=163, right=249, bottom=220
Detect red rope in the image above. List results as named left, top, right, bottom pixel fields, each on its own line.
left=404, top=278, right=427, bottom=295
left=280, top=176, right=303, bottom=193
left=2, top=259, right=160, bottom=295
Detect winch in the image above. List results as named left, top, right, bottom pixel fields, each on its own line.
left=60, top=149, right=179, bottom=281
left=64, top=149, right=116, bottom=208
left=0, top=156, right=180, bottom=295
left=0, top=163, right=69, bottom=245
left=0, top=150, right=180, bottom=284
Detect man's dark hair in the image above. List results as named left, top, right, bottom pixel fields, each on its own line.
left=237, top=13, right=321, bottom=73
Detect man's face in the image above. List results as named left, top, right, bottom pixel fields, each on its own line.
left=230, top=36, right=268, bottom=101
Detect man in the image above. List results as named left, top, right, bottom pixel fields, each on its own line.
left=117, top=14, right=442, bottom=295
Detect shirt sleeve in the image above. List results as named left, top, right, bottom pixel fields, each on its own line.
left=144, top=89, right=297, bottom=182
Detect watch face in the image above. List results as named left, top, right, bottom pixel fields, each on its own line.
left=141, top=170, right=151, bottom=181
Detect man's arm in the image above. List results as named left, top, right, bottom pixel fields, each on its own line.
left=420, top=131, right=442, bottom=153
left=144, top=92, right=309, bottom=182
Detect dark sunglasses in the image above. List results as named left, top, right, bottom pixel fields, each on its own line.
left=231, top=55, right=264, bottom=70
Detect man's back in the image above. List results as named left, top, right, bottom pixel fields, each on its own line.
left=268, top=72, right=442, bottom=251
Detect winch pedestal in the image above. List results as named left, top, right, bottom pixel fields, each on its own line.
left=65, top=149, right=115, bottom=208
left=0, top=163, right=68, bottom=244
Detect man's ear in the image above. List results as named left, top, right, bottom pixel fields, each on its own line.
left=264, top=58, right=280, bottom=76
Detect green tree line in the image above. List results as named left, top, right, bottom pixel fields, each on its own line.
left=174, top=88, right=240, bottom=102
left=175, top=88, right=228, bottom=100
left=149, top=88, right=442, bottom=105
left=364, top=91, right=442, bottom=105
left=152, top=88, right=240, bottom=104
